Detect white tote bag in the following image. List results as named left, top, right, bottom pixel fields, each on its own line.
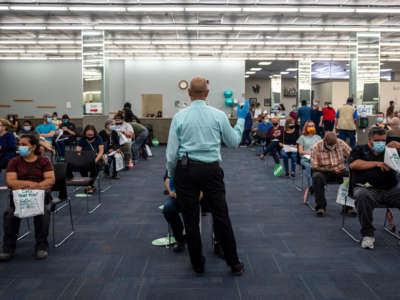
left=335, top=179, right=355, bottom=208
left=12, top=189, right=45, bottom=218
left=114, top=152, right=125, bottom=171
left=118, top=131, right=130, bottom=145
left=384, top=146, right=400, bottom=173
left=144, top=144, right=153, bottom=157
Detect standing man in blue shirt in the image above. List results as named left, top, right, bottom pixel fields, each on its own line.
left=297, top=100, right=312, bottom=131
left=35, top=113, right=56, bottom=142
left=166, top=77, right=248, bottom=276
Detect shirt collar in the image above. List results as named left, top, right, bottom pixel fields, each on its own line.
left=191, top=100, right=207, bottom=106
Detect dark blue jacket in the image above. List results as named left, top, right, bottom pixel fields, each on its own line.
left=244, top=112, right=253, bottom=130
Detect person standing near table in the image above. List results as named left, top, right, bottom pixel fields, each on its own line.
left=166, top=77, right=247, bottom=276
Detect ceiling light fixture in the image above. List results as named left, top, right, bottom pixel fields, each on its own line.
left=141, top=25, right=186, bottom=30
left=69, top=6, right=126, bottom=12
left=127, top=6, right=184, bottom=12
left=250, top=67, right=262, bottom=71
left=10, top=5, right=67, bottom=11
left=300, top=7, right=355, bottom=13
left=185, top=7, right=241, bottom=12
left=233, top=26, right=278, bottom=31
left=258, top=61, right=272, bottom=65
left=95, top=25, right=139, bottom=30
left=48, top=25, right=93, bottom=30
left=0, top=25, right=46, bottom=30
left=188, top=26, right=233, bottom=31
left=243, top=7, right=298, bottom=13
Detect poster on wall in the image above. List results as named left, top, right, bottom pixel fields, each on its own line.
left=85, top=103, right=103, bottom=114
left=357, top=105, right=373, bottom=116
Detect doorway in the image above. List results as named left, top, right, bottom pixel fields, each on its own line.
left=141, top=94, right=163, bottom=118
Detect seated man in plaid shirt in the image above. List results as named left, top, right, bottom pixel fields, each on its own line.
left=310, top=132, right=353, bottom=217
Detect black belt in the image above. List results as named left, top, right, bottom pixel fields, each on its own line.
left=178, top=159, right=219, bottom=167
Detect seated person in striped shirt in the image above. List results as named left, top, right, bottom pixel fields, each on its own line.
left=310, top=132, right=352, bottom=217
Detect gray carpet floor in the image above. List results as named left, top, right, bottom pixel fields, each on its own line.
left=0, top=146, right=399, bottom=300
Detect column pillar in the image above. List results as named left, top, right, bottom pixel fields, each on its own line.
left=82, top=30, right=105, bottom=115
left=297, top=58, right=312, bottom=106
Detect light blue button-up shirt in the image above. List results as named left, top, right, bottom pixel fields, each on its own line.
left=166, top=99, right=244, bottom=177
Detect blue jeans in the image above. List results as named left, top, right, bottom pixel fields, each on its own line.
left=162, top=197, right=184, bottom=243
left=301, top=157, right=312, bottom=187
left=241, top=129, right=252, bottom=145
left=131, top=129, right=149, bottom=161
left=338, top=129, right=356, bottom=149
left=280, top=150, right=297, bottom=173
left=55, top=137, right=74, bottom=157
left=263, top=141, right=280, bottom=163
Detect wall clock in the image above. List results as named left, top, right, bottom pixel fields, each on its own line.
left=178, top=80, right=189, bottom=90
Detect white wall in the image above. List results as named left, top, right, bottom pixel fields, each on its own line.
left=380, top=81, right=400, bottom=114
left=108, top=60, right=125, bottom=114
left=125, top=60, right=245, bottom=117
left=0, top=60, right=126, bottom=118
left=0, top=61, right=82, bottom=118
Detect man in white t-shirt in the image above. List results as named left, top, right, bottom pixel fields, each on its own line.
left=114, top=114, right=134, bottom=168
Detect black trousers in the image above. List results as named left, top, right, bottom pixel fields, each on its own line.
left=354, top=185, right=400, bottom=237
left=174, top=161, right=239, bottom=267
left=312, top=170, right=348, bottom=210
left=323, top=120, right=335, bottom=132
left=3, top=192, right=51, bottom=253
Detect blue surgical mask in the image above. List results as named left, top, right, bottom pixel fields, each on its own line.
left=109, top=125, right=116, bottom=131
left=23, top=126, right=31, bottom=131
left=292, top=107, right=296, bottom=111
left=18, top=146, right=30, bottom=157
left=313, top=102, right=318, bottom=106
left=47, top=117, right=52, bottom=123
left=328, top=104, right=332, bottom=108
left=372, top=141, right=386, bottom=153
left=63, top=119, right=68, bottom=124
left=376, top=117, right=383, bottom=123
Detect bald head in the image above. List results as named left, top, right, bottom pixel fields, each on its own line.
left=188, top=77, right=209, bottom=100
left=324, top=132, right=337, bottom=146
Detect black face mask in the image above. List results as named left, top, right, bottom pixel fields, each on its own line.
left=86, top=136, right=95, bottom=140
left=272, top=122, right=278, bottom=126
left=115, top=122, right=122, bottom=125
left=288, top=124, right=296, bottom=129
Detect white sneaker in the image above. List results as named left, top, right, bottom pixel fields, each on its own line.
left=361, top=236, right=375, bottom=249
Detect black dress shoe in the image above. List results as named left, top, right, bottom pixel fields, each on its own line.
left=172, top=241, right=185, bottom=253
left=192, top=256, right=205, bottom=276
left=192, top=264, right=204, bottom=276
left=231, top=262, right=245, bottom=276
left=213, top=243, right=225, bottom=259
left=0, top=252, right=14, bottom=262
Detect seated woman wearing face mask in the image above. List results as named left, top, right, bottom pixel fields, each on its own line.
left=67, top=125, right=104, bottom=194
left=0, top=134, right=55, bottom=261
left=297, top=121, right=321, bottom=203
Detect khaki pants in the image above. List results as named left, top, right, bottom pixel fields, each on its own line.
left=120, top=143, right=131, bottom=166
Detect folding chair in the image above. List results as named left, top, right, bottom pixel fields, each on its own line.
left=51, top=163, right=74, bottom=247
left=295, top=146, right=305, bottom=192
left=65, top=151, right=102, bottom=214
left=341, top=171, right=400, bottom=243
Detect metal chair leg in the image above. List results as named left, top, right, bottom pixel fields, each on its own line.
left=17, top=219, right=31, bottom=241
left=383, top=209, right=400, bottom=240
left=87, top=177, right=102, bottom=214
left=52, top=199, right=75, bottom=248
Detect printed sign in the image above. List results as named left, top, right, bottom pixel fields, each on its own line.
left=357, top=105, right=373, bottom=116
